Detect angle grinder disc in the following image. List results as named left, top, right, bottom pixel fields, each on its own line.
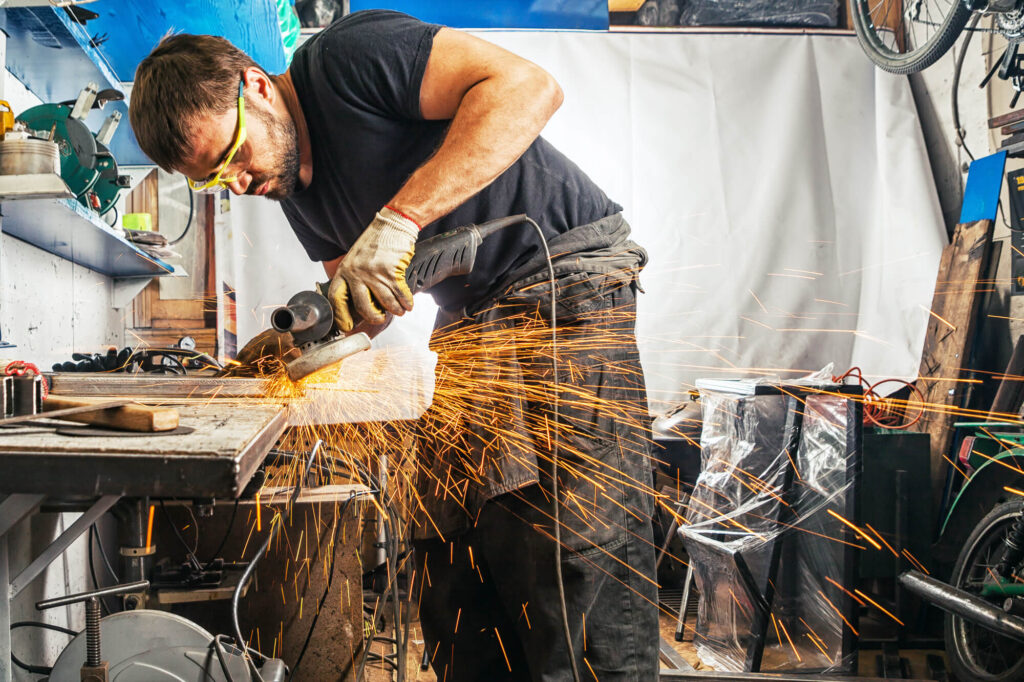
left=285, top=332, right=372, bottom=381
left=55, top=425, right=196, bottom=437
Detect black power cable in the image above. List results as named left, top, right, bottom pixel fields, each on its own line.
left=10, top=621, right=77, bottom=675
left=520, top=216, right=579, bottom=682
left=168, top=180, right=195, bottom=245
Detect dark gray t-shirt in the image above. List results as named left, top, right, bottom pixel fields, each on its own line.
left=282, top=9, right=621, bottom=310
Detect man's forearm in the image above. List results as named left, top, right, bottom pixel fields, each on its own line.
left=389, top=67, right=563, bottom=227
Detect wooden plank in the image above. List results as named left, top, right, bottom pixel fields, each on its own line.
left=990, top=109, right=1024, bottom=130
left=152, top=318, right=209, bottom=330
left=129, top=328, right=217, bottom=354
left=44, top=396, right=179, bottom=431
left=910, top=220, right=993, bottom=508
left=151, top=298, right=206, bottom=321
left=987, top=335, right=1024, bottom=420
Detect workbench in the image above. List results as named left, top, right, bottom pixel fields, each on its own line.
left=0, top=397, right=289, bottom=682
left=0, top=403, right=287, bottom=498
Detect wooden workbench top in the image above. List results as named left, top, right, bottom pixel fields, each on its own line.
left=0, top=403, right=288, bottom=499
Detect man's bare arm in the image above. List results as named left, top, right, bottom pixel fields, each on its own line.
left=388, top=28, right=563, bottom=227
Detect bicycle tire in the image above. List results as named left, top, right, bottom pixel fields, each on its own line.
left=944, top=500, right=1024, bottom=682
left=851, top=0, right=971, bottom=75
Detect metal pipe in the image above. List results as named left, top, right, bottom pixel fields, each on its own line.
left=899, top=570, right=1024, bottom=642
left=36, top=580, right=149, bottom=610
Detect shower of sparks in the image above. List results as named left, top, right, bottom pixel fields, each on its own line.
left=82, top=250, right=1024, bottom=675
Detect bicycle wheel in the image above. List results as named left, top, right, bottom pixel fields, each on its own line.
left=945, top=500, right=1024, bottom=682
left=851, top=0, right=971, bottom=75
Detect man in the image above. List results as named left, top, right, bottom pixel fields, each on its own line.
left=130, top=10, right=657, bottom=680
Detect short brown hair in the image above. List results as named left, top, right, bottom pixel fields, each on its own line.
left=129, top=34, right=259, bottom=171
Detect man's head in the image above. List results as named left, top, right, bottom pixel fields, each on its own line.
left=130, top=34, right=301, bottom=200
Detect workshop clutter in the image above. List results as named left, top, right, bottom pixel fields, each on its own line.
left=679, top=382, right=860, bottom=672
left=634, top=0, right=839, bottom=27
left=15, top=83, right=129, bottom=215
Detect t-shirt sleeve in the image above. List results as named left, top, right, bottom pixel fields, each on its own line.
left=315, top=10, right=441, bottom=120
left=281, top=203, right=344, bottom=262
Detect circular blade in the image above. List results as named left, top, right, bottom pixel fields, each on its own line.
left=285, top=332, right=371, bottom=381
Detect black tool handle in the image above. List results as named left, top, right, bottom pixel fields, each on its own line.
left=405, top=214, right=527, bottom=293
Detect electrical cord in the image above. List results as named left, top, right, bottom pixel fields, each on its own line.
left=207, top=499, right=241, bottom=568
left=168, top=180, right=195, bottom=245
left=519, top=216, right=580, bottom=682
left=9, top=621, right=78, bottom=675
left=159, top=500, right=203, bottom=571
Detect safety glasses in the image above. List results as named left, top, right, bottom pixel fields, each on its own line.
left=187, top=78, right=247, bottom=194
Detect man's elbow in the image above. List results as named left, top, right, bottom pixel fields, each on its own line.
left=534, top=67, right=564, bottom=119
left=510, top=61, right=562, bottom=120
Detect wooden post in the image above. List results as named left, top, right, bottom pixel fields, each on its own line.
left=910, top=219, right=993, bottom=510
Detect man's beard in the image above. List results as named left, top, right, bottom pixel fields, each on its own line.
left=248, top=105, right=301, bottom=201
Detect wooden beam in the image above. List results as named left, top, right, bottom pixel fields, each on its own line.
left=44, top=396, right=179, bottom=432
left=910, top=219, right=993, bottom=508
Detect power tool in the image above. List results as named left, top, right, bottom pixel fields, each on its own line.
left=272, top=215, right=526, bottom=381
left=17, top=82, right=130, bottom=216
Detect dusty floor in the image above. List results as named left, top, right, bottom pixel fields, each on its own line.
left=359, top=609, right=948, bottom=681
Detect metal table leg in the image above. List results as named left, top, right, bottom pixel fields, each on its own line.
left=1, top=534, right=10, bottom=682
left=8, top=495, right=120, bottom=599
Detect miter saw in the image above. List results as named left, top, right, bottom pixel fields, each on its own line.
left=271, top=215, right=528, bottom=381
left=16, top=82, right=129, bottom=216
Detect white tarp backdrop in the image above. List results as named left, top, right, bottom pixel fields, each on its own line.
left=221, top=30, right=947, bottom=415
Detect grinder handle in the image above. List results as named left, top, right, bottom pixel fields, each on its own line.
left=405, top=214, right=527, bottom=294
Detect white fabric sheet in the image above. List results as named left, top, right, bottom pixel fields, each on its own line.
left=222, top=31, right=946, bottom=416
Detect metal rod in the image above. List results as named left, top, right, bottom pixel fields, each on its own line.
left=36, top=580, right=149, bottom=611
left=0, top=399, right=131, bottom=427
left=10, top=495, right=120, bottom=599
left=675, top=565, right=693, bottom=642
left=899, top=570, right=1024, bottom=642
left=85, top=597, right=101, bottom=666
left=0, top=536, right=11, bottom=682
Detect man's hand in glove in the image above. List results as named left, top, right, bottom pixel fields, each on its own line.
left=328, top=206, right=419, bottom=332
left=220, top=328, right=300, bottom=377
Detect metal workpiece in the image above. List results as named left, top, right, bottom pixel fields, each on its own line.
left=899, top=570, right=1024, bottom=642
left=44, top=374, right=280, bottom=398
left=10, top=374, right=41, bottom=416
left=0, top=134, right=59, bottom=175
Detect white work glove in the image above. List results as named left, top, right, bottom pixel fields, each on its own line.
left=328, top=206, right=419, bottom=332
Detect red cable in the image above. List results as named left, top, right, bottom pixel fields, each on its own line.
left=4, top=361, right=49, bottom=398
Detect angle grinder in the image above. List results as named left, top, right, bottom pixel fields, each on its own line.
left=272, top=214, right=526, bottom=381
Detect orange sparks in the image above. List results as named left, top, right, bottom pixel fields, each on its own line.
left=865, top=523, right=898, bottom=558
left=494, top=628, right=512, bottom=672
left=855, top=589, right=904, bottom=625
left=145, top=504, right=155, bottom=549
left=826, top=509, right=881, bottom=550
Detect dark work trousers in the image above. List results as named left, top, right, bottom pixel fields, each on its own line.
left=413, top=277, right=659, bottom=681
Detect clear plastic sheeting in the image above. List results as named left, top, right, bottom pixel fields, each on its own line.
left=679, top=386, right=858, bottom=672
